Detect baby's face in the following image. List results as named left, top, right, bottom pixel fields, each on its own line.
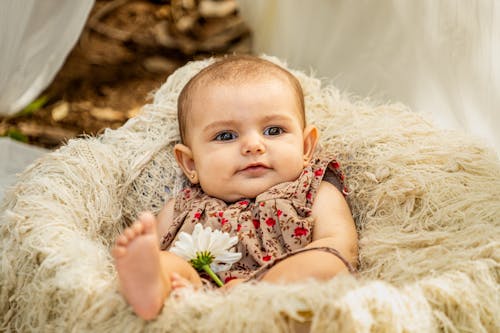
left=180, top=77, right=316, bottom=202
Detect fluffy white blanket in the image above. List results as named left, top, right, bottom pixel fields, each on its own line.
left=1, top=56, right=498, bottom=332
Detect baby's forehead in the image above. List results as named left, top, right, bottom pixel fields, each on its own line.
left=199, top=68, right=290, bottom=86
left=193, top=74, right=296, bottom=99
left=187, top=78, right=305, bottom=126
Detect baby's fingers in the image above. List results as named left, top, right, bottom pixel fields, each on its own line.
left=170, top=272, right=192, bottom=290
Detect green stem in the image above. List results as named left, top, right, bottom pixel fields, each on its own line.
left=202, top=264, right=224, bottom=287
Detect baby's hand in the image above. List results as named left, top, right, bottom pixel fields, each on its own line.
left=220, top=278, right=245, bottom=292
left=170, top=272, right=194, bottom=290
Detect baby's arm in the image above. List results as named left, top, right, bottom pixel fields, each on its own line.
left=156, top=199, right=203, bottom=289
left=261, top=181, right=358, bottom=283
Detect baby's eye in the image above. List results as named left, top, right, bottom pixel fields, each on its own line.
left=263, top=126, right=284, bottom=136
left=214, top=131, right=237, bottom=141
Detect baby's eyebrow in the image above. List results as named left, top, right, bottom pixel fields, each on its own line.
left=260, top=114, right=294, bottom=123
left=203, top=120, right=236, bottom=133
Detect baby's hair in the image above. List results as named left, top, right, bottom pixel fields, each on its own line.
left=177, top=54, right=305, bottom=144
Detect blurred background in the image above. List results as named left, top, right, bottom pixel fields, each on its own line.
left=1, top=0, right=499, bottom=199
left=0, top=0, right=252, bottom=148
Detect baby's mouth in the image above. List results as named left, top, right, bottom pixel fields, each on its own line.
left=239, top=163, right=270, bottom=176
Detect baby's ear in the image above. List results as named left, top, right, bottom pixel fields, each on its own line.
left=302, top=125, right=319, bottom=166
left=174, top=144, right=199, bottom=184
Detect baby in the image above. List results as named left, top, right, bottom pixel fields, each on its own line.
left=112, top=55, right=358, bottom=320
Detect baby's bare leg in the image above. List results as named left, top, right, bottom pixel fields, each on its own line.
left=112, top=212, right=201, bottom=320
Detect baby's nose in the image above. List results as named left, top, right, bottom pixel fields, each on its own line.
left=242, top=135, right=266, bottom=155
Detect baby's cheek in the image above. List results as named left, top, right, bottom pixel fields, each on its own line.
left=198, top=174, right=228, bottom=199
left=281, top=158, right=304, bottom=180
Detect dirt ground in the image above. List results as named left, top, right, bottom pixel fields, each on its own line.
left=0, top=0, right=251, bottom=149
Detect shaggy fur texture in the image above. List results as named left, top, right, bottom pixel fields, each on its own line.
left=1, top=56, right=499, bottom=332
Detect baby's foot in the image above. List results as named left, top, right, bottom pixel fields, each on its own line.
left=112, top=212, right=170, bottom=320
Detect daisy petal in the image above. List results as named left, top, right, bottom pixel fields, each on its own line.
left=170, top=223, right=242, bottom=274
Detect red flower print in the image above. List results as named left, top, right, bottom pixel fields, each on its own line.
left=218, top=211, right=224, bottom=217
left=314, top=169, right=324, bottom=177
left=239, top=200, right=249, bottom=206
left=331, top=161, right=340, bottom=169
left=221, top=218, right=229, bottom=225
left=194, top=212, right=202, bottom=220
left=252, top=219, right=260, bottom=229
left=259, top=202, right=265, bottom=207
left=265, top=217, right=276, bottom=227
left=306, top=191, right=312, bottom=200
left=225, top=276, right=237, bottom=284
left=263, top=255, right=272, bottom=262
left=277, top=210, right=283, bottom=217
left=294, top=227, right=308, bottom=237
left=237, top=224, right=242, bottom=232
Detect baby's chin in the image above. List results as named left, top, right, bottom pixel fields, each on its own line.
left=214, top=190, right=259, bottom=204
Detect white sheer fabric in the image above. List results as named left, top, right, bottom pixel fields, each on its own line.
left=0, top=0, right=94, bottom=115
left=237, top=0, right=500, bottom=155
left=0, top=138, right=48, bottom=202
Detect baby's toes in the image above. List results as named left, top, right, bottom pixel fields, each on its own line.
left=111, top=244, right=127, bottom=259
left=131, top=221, right=144, bottom=235
left=123, top=227, right=137, bottom=240
left=115, top=234, right=129, bottom=246
left=138, top=212, right=156, bottom=233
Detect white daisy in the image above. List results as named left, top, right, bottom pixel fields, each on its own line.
left=170, top=223, right=242, bottom=286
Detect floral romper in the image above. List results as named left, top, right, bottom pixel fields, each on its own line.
left=160, top=151, right=354, bottom=285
